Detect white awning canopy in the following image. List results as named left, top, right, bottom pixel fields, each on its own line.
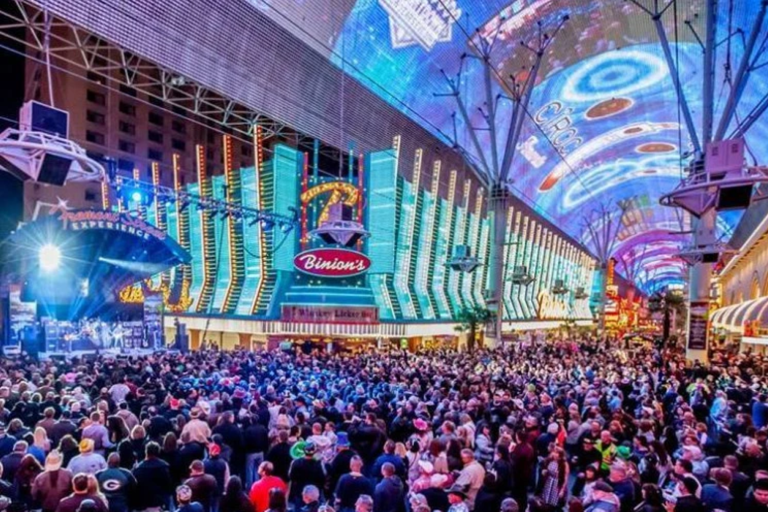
left=711, top=296, right=768, bottom=332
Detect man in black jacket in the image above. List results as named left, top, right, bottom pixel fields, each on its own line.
left=131, top=442, right=173, bottom=512
left=288, top=443, right=326, bottom=511
left=374, top=463, right=405, bottom=512
left=243, top=416, right=269, bottom=488
left=212, top=412, right=244, bottom=477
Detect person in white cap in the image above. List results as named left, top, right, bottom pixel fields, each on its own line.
left=32, top=450, right=73, bottom=512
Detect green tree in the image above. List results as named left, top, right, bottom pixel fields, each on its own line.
left=455, top=306, right=494, bottom=352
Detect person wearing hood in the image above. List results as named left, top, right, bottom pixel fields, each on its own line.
left=586, top=481, right=621, bottom=512
left=373, top=462, right=404, bottom=512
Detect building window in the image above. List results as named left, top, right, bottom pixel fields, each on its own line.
left=86, top=130, right=105, bottom=145
left=171, top=120, right=186, bottom=134
left=172, top=105, right=186, bottom=117
left=119, top=102, right=136, bottom=116
left=148, top=148, right=163, bottom=161
left=119, top=84, right=137, bottom=97
left=87, top=90, right=106, bottom=106
left=86, top=110, right=105, bottom=125
left=86, top=71, right=103, bottom=84
left=241, top=145, right=252, bottom=157
left=148, top=95, right=164, bottom=107
left=117, top=158, right=134, bottom=172
left=172, top=139, right=186, bottom=151
left=84, top=189, right=98, bottom=202
left=148, top=111, right=164, bottom=126
left=119, top=140, right=136, bottom=153
left=148, top=131, right=164, bottom=144
left=119, top=121, right=135, bottom=136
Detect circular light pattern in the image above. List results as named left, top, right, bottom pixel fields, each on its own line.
left=585, top=97, right=634, bottom=120
left=637, top=142, right=676, bottom=153
left=562, top=49, right=667, bottom=103
left=561, top=155, right=680, bottom=210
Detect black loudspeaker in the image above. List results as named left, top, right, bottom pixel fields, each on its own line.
left=38, top=154, right=72, bottom=186
left=24, top=101, right=69, bottom=137
left=702, top=252, right=720, bottom=264
left=717, top=184, right=753, bottom=210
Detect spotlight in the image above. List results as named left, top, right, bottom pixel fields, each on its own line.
left=280, top=221, right=294, bottom=234
left=39, top=244, right=61, bottom=272
left=261, top=218, right=274, bottom=231
left=130, top=190, right=143, bottom=203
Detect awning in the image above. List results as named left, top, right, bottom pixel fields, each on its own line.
left=711, top=296, right=768, bottom=332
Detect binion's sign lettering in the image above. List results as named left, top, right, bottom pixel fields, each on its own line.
left=294, top=248, right=371, bottom=278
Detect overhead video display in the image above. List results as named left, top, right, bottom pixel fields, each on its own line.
left=248, top=0, right=768, bottom=290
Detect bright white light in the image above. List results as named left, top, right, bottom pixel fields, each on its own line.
left=39, top=244, right=61, bottom=272
left=131, top=191, right=142, bottom=202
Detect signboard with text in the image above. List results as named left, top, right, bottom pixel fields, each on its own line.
left=293, top=248, right=371, bottom=278
left=688, top=300, right=709, bottom=351
left=281, top=305, right=379, bottom=324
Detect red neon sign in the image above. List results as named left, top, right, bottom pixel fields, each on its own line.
left=294, top=248, right=371, bottom=278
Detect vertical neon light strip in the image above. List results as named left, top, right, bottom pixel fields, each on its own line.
left=470, top=189, right=486, bottom=308
left=509, top=210, right=523, bottom=319
left=132, top=168, right=145, bottom=219
left=195, top=144, right=216, bottom=313
left=415, top=160, right=441, bottom=318
left=380, top=135, right=402, bottom=319
left=454, top=179, right=472, bottom=310
left=548, top=235, right=561, bottom=307
left=528, top=222, right=543, bottom=316
left=116, top=176, right=124, bottom=212
left=357, top=154, right=364, bottom=252
left=152, top=161, right=169, bottom=287
left=538, top=229, right=553, bottom=317
left=173, top=154, right=191, bottom=311
left=251, top=126, right=267, bottom=315
left=502, top=206, right=515, bottom=320
left=525, top=220, right=540, bottom=317
left=301, top=152, right=309, bottom=250
left=436, top=170, right=457, bottom=318
left=101, top=179, right=110, bottom=210
left=396, top=148, right=422, bottom=319
left=519, top=215, right=532, bottom=318
left=222, top=135, right=244, bottom=313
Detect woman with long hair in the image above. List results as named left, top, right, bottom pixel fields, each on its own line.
left=634, top=483, right=664, bottom=512
left=106, top=415, right=130, bottom=446
left=161, top=432, right=184, bottom=486
left=220, top=476, right=255, bottom=512
left=33, top=427, right=51, bottom=454
left=58, top=435, right=79, bottom=468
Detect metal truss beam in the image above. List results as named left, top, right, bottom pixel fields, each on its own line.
left=629, top=0, right=702, bottom=156
left=0, top=0, right=293, bottom=141
left=715, top=0, right=768, bottom=141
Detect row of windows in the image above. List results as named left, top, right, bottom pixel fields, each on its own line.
left=87, top=89, right=184, bottom=134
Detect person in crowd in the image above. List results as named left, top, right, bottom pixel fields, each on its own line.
left=33, top=450, right=73, bottom=512
left=132, top=441, right=173, bottom=512
left=266, top=488, right=288, bottom=512
left=187, top=459, right=219, bottom=512
left=335, top=456, right=374, bottom=512
left=373, top=462, right=404, bottom=512
left=95, top=453, right=136, bottom=512
left=249, top=462, right=287, bottom=512
left=177, top=485, right=205, bottom=512
left=68, top=439, right=107, bottom=476
left=301, top=485, right=321, bottom=512
left=220, top=476, right=255, bottom=512
left=55, top=473, right=109, bottom=512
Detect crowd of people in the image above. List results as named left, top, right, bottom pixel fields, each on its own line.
left=0, top=339, right=764, bottom=512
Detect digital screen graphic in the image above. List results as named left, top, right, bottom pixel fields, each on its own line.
left=247, top=0, right=768, bottom=291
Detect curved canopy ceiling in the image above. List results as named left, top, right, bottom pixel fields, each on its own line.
left=250, top=0, right=768, bottom=293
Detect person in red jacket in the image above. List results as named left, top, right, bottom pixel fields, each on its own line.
left=248, top=462, right=287, bottom=512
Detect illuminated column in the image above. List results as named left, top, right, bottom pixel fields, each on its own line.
left=301, top=152, right=309, bottom=250
left=250, top=125, right=268, bottom=315
left=133, top=168, right=146, bottom=219
left=222, top=134, right=245, bottom=314
left=486, top=184, right=510, bottom=345
left=173, top=154, right=192, bottom=311
left=195, top=144, right=217, bottom=314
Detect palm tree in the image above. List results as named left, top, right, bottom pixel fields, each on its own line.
left=455, top=306, right=494, bottom=352
left=648, top=290, right=687, bottom=346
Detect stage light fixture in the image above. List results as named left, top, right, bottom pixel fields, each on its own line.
left=130, top=190, right=142, bottom=203
left=39, top=244, right=61, bottom=272
left=261, top=218, right=274, bottom=231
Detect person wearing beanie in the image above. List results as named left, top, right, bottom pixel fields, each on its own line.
left=32, top=450, right=73, bottom=512
left=95, top=453, right=136, bottom=512
left=67, top=439, right=107, bottom=476
left=288, top=442, right=326, bottom=510
left=55, top=473, right=108, bottom=512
